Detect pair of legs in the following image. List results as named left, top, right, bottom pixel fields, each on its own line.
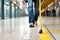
left=27, top=0, right=39, bottom=25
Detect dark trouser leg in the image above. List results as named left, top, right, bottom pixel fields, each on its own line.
left=34, top=0, right=39, bottom=22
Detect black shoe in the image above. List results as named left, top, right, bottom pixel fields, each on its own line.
left=34, top=21, right=38, bottom=26
left=36, top=23, right=37, bottom=25
left=29, top=24, right=34, bottom=27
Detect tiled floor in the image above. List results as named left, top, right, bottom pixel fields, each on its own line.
left=0, top=17, right=40, bottom=40
left=42, top=17, right=60, bottom=40
left=0, top=16, right=60, bottom=40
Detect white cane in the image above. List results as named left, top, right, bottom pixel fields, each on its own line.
left=39, top=0, right=43, bottom=34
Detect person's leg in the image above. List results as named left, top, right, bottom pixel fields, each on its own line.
left=34, top=0, right=39, bottom=24
left=27, top=0, right=34, bottom=27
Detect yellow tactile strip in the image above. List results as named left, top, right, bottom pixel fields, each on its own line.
left=39, top=26, right=52, bottom=40
left=50, top=30, right=60, bottom=33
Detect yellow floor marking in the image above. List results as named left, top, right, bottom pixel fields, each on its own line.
left=39, top=26, right=52, bottom=40
left=51, top=30, right=60, bottom=33
left=39, top=0, right=52, bottom=40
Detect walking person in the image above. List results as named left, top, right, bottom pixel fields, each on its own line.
left=22, top=0, right=39, bottom=27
